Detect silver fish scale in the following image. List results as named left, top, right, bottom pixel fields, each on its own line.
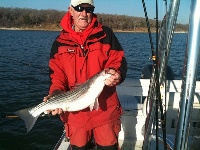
left=31, top=81, right=91, bottom=112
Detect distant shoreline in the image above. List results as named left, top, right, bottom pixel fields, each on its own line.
left=0, top=27, right=188, bottom=33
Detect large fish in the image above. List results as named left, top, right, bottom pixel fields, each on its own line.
left=14, top=70, right=111, bottom=132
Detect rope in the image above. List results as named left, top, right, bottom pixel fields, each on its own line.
left=141, top=0, right=156, bottom=62
left=141, top=0, right=168, bottom=149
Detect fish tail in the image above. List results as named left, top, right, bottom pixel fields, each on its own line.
left=14, top=108, right=39, bottom=133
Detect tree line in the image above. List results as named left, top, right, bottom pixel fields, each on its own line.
left=0, top=7, right=188, bottom=32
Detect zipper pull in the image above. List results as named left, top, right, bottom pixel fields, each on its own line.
left=80, top=45, right=87, bottom=57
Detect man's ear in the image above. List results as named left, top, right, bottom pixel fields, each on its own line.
left=68, top=6, right=73, bottom=16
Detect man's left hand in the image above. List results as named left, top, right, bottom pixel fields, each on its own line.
left=105, top=69, right=121, bottom=86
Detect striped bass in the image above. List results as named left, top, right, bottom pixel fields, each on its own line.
left=14, top=70, right=111, bottom=133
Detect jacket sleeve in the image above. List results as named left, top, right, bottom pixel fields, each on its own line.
left=48, top=40, right=68, bottom=94
left=103, top=26, right=127, bottom=84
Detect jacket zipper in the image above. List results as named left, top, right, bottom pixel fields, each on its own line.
left=81, top=44, right=87, bottom=57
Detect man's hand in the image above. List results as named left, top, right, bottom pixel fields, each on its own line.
left=104, top=68, right=121, bottom=86
left=43, top=90, right=64, bottom=115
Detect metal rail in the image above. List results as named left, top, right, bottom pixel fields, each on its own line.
left=174, top=0, right=200, bottom=149
left=159, top=0, right=180, bottom=84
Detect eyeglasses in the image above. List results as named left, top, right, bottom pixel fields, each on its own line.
left=71, top=5, right=94, bottom=13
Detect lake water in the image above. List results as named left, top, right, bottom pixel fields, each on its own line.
left=0, top=29, right=199, bottom=150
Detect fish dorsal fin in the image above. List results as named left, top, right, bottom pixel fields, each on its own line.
left=73, top=83, right=82, bottom=89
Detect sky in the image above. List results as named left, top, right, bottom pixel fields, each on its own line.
left=0, top=0, right=191, bottom=24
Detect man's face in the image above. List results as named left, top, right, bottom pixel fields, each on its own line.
left=69, top=3, right=94, bottom=32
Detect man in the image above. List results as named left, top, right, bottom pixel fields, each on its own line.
left=44, top=0, right=127, bottom=149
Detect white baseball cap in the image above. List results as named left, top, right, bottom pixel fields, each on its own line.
left=70, top=0, right=94, bottom=7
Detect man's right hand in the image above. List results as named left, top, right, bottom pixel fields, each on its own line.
left=43, top=90, right=64, bottom=115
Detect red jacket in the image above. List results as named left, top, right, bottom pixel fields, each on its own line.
left=49, top=12, right=127, bottom=130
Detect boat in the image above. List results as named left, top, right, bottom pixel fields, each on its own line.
left=54, top=0, right=200, bottom=149
left=54, top=78, right=200, bottom=150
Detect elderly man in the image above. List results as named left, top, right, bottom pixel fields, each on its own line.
left=44, top=0, right=127, bottom=149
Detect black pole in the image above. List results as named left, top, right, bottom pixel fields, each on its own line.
left=155, top=0, right=159, bottom=149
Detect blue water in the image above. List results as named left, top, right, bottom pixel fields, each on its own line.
left=0, top=30, right=199, bottom=150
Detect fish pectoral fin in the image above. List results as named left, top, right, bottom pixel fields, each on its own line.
left=89, top=98, right=99, bottom=111
left=89, top=103, right=94, bottom=111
